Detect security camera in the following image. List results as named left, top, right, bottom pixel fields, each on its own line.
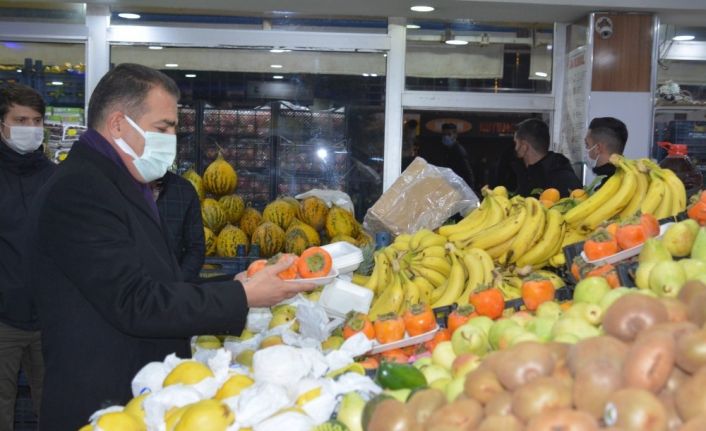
left=595, top=17, right=613, bottom=40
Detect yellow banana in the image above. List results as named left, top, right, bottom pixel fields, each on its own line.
left=654, top=186, right=673, bottom=219
left=410, top=272, right=434, bottom=304
left=430, top=281, right=447, bottom=304
left=364, top=252, right=382, bottom=293
left=618, top=160, right=649, bottom=219
left=534, top=269, right=566, bottom=288
left=505, top=197, right=546, bottom=265
left=400, top=272, right=421, bottom=312
left=417, top=232, right=448, bottom=250
left=409, top=229, right=435, bottom=251
left=515, top=208, right=565, bottom=268
left=548, top=252, right=566, bottom=267
left=661, top=168, right=687, bottom=215
left=410, top=265, right=447, bottom=288
left=368, top=273, right=404, bottom=320
left=455, top=251, right=486, bottom=306
left=562, top=227, right=586, bottom=248
left=580, top=156, right=637, bottom=230
left=431, top=251, right=466, bottom=308
left=460, top=203, right=527, bottom=251
left=641, top=170, right=667, bottom=215
left=413, top=256, right=452, bottom=276
left=389, top=234, right=412, bottom=252
left=376, top=251, right=394, bottom=293
left=485, top=236, right=515, bottom=260
left=492, top=185, right=509, bottom=198
left=412, top=245, right=447, bottom=260
left=448, top=195, right=505, bottom=244
left=466, top=248, right=494, bottom=285
left=438, top=199, right=489, bottom=237
left=499, top=276, right=522, bottom=300
left=564, top=164, right=624, bottom=227
left=352, top=273, right=370, bottom=286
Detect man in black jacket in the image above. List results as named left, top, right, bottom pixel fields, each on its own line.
left=585, top=117, right=628, bottom=189
left=26, top=63, right=316, bottom=430
left=0, top=83, right=54, bottom=429
left=419, top=123, right=478, bottom=195
left=153, top=171, right=205, bottom=281
left=513, top=118, right=582, bottom=198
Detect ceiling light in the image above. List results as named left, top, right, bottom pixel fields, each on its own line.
left=118, top=12, right=141, bottom=19
left=148, top=46, right=163, bottom=50
left=270, top=64, right=283, bottom=69
left=51, top=81, right=63, bottom=86
left=165, top=63, right=178, bottom=68
left=317, top=148, right=328, bottom=160
left=406, top=24, right=421, bottom=29
left=362, top=73, right=369, bottom=77
left=673, top=35, right=695, bottom=41
left=383, top=53, right=388, bottom=57
left=185, top=74, right=196, bottom=78
left=270, top=48, right=291, bottom=53
left=535, top=71, right=548, bottom=78
left=445, top=39, right=469, bottom=46
left=370, top=73, right=378, bottom=77
left=410, top=5, right=435, bottom=12
left=16, top=69, right=21, bottom=73
left=547, top=44, right=553, bottom=50
left=273, top=75, right=284, bottom=79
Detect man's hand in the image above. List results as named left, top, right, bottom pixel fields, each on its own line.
left=240, top=256, right=317, bottom=307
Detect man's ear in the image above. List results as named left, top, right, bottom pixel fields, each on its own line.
left=105, top=111, right=124, bottom=140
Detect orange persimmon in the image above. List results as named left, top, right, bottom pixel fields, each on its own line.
left=424, top=328, right=451, bottom=352
left=586, top=263, right=620, bottom=289
left=297, top=247, right=333, bottom=278
left=469, top=287, right=505, bottom=320
left=380, top=348, right=409, bottom=364
left=583, top=229, right=619, bottom=261
left=521, top=276, right=556, bottom=311
left=342, top=312, right=375, bottom=340
left=640, top=213, right=660, bottom=237
left=447, top=305, right=477, bottom=334
left=269, top=253, right=299, bottom=280
left=246, top=259, right=268, bottom=277
left=374, top=313, right=406, bottom=344
left=402, top=303, right=436, bottom=337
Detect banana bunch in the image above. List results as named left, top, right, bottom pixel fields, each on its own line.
left=563, top=155, right=686, bottom=232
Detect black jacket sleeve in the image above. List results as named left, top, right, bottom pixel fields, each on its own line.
left=179, top=186, right=206, bottom=281
left=38, top=177, right=248, bottom=338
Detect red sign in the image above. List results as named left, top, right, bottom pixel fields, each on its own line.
left=425, top=118, right=473, bottom=134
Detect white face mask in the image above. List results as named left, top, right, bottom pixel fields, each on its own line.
left=584, top=144, right=599, bottom=169
left=113, top=115, right=176, bottom=183
left=1, top=124, right=44, bottom=155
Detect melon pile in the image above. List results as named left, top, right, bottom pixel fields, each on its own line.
left=184, top=155, right=371, bottom=258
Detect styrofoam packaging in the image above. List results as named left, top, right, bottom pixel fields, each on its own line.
left=321, top=242, right=364, bottom=274
left=319, top=279, right=373, bottom=319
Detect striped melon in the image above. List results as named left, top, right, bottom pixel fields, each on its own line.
left=280, top=196, right=301, bottom=214
left=182, top=168, right=205, bottom=201
left=263, top=199, right=296, bottom=230
left=216, top=224, right=249, bottom=257
left=285, top=223, right=321, bottom=255
left=331, top=234, right=359, bottom=246
left=201, top=198, right=227, bottom=234
left=251, top=222, right=285, bottom=257
left=203, top=152, right=237, bottom=196
left=239, top=207, right=263, bottom=238
left=204, top=227, right=216, bottom=256
left=325, top=205, right=359, bottom=239
left=218, top=194, right=245, bottom=224
left=298, top=197, right=329, bottom=231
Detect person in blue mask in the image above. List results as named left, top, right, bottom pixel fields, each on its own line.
left=585, top=117, right=628, bottom=190
left=0, top=83, right=54, bottom=430
left=25, top=63, right=317, bottom=430
left=417, top=122, right=477, bottom=194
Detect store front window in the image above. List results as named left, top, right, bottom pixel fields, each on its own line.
left=111, top=45, right=386, bottom=219
left=405, top=21, right=553, bottom=93
left=0, top=40, right=86, bottom=162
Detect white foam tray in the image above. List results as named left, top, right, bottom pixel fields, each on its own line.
left=368, top=326, right=439, bottom=355
left=581, top=222, right=673, bottom=266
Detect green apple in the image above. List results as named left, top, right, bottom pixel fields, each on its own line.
left=413, top=357, right=432, bottom=369
left=496, top=326, right=528, bottom=350
left=649, top=260, right=686, bottom=297
left=535, top=301, right=563, bottom=320
left=488, top=319, right=520, bottom=350
left=509, top=311, right=534, bottom=328
left=635, top=262, right=657, bottom=290
left=464, top=316, right=494, bottom=336
left=429, top=377, right=452, bottom=392
left=509, top=331, right=540, bottom=346
left=445, top=376, right=466, bottom=402
left=639, top=238, right=673, bottom=263
left=337, top=391, right=365, bottom=431
left=420, top=364, right=452, bottom=384
left=663, top=221, right=698, bottom=257
left=552, top=333, right=580, bottom=344
left=431, top=341, right=457, bottom=370
left=451, top=353, right=482, bottom=378
left=451, top=323, right=489, bottom=356
left=563, top=303, right=603, bottom=326
left=259, top=335, right=283, bottom=349
left=527, top=317, right=555, bottom=341
left=235, top=349, right=255, bottom=367
left=598, top=287, right=633, bottom=311
left=679, top=258, right=706, bottom=281
left=550, top=317, right=601, bottom=341
left=573, top=277, right=611, bottom=304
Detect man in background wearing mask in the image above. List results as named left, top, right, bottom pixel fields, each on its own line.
left=25, top=64, right=316, bottom=430
left=513, top=118, right=582, bottom=197
left=585, top=117, right=628, bottom=189
left=0, top=83, right=53, bottom=428
left=418, top=122, right=477, bottom=194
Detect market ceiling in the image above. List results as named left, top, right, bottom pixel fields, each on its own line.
left=6, top=0, right=706, bottom=25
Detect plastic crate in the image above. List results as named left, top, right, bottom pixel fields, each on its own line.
left=668, top=121, right=706, bottom=141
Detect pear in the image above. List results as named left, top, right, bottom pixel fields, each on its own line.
left=535, top=301, right=563, bottom=320
left=598, top=287, right=633, bottom=311
left=563, top=302, right=603, bottom=326
left=96, top=412, right=145, bottom=431
left=639, top=238, right=672, bottom=264
left=691, top=227, right=706, bottom=262
left=679, top=258, right=706, bottom=281
left=173, top=399, right=235, bottom=431
left=550, top=317, right=601, bottom=341
left=215, top=374, right=254, bottom=400
left=635, top=261, right=657, bottom=290
left=123, top=393, right=149, bottom=424
left=235, top=349, right=255, bottom=367
left=526, top=317, right=556, bottom=341
left=663, top=221, right=698, bottom=257
left=337, top=391, right=366, bottom=431
left=163, top=361, right=214, bottom=387
left=648, top=260, right=686, bottom=298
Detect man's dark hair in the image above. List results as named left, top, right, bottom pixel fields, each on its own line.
left=515, top=118, right=550, bottom=153
left=441, top=123, right=457, bottom=131
left=588, top=117, right=628, bottom=154
left=0, top=83, right=45, bottom=121
left=406, top=119, right=418, bottom=129
left=87, top=63, right=180, bottom=129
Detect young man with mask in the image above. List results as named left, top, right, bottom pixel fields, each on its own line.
left=0, top=83, right=53, bottom=428
left=25, top=64, right=317, bottom=430
left=585, top=117, right=628, bottom=189
left=418, top=122, right=477, bottom=194
left=513, top=118, right=582, bottom=198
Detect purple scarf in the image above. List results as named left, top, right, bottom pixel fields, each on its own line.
left=77, top=129, right=160, bottom=221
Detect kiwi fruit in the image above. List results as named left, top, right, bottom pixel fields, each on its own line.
left=510, top=376, right=572, bottom=423
left=677, top=280, right=706, bottom=304
left=476, top=414, right=523, bottom=431
left=674, top=366, right=706, bottom=421
left=659, top=297, right=688, bottom=323
left=484, top=390, right=513, bottom=417
left=675, top=329, right=706, bottom=373
left=405, top=388, right=446, bottom=426
left=425, top=398, right=483, bottom=431
left=463, top=367, right=504, bottom=405
left=567, top=335, right=628, bottom=374
left=495, top=342, right=555, bottom=391
left=685, top=290, right=706, bottom=326
left=573, top=357, right=624, bottom=419
left=663, top=366, right=689, bottom=394
left=366, top=398, right=420, bottom=431
left=638, top=321, right=698, bottom=343
left=622, top=331, right=675, bottom=393
left=603, top=388, right=668, bottom=431
left=602, top=295, right=668, bottom=342
left=545, top=341, right=570, bottom=363
left=657, top=390, right=683, bottom=431
left=525, top=408, right=599, bottom=431
left=680, top=415, right=706, bottom=431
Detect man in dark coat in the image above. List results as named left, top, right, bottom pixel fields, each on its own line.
left=25, top=63, right=315, bottom=430
left=418, top=123, right=478, bottom=195
left=513, top=118, right=582, bottom=198
left=0, top=83, right=54, bottom=429
left=153, top=171, right=205, bottom=281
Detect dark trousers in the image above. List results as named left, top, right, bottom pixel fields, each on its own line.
left=0, top=322, right=43, bottom=431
